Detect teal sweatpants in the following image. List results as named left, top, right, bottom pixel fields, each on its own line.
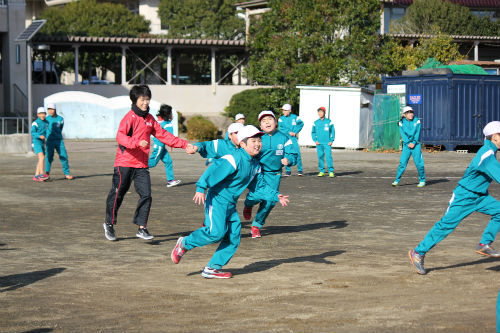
left=244, top=171, right=281, bottom=228
left=45, top=139, right=70, bottom=175
left=285, top=137, right=303, bottom=173
left=395, top=144, right=425, bottom=183
left=316, top=144, right=334, bottom=173
left=148, top=145, right=174, bottom=181
left=415, top=185, right=500, bottom=255
left=182, top=195, right=241, bottom=270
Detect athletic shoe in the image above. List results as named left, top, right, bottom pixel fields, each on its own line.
left=43, top=173, right=50, bottom=180
left=409, top=249, right=426, bottom=275
left=167, top=179, right=182, bottom=188
left=171, top=237, right=186, bottom=264
left=251, top=226, right=261, bottom=238
left=283, top=171, right=291, bottom=177
left=475, top=243, right=500, bottom=257
left=317, top=172, right=325, bottom=177
left=391, top=181, right=399, bottom=187
left=32, top=175, right=41, bottom=182
left=201, top=266, right=232, bottom=279
left=329, top=172, right=335, bottom=178
left=136, top=228, right=154, bottom=240
left=39, top=174, right=49, bottom=181
left=297, top=171, right=303, bottom=176
left=243, top=206, right=253, bottom=221
left=103, top=223, right=117, bottom=241
left=65, top=175, right=74, bottom=180
left=417, top=181, right=426, bottom=187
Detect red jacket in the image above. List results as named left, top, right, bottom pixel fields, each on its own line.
left=114, top=110, right=187, bottom=168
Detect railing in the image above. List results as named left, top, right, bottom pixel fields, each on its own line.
left=0, top=117, right=29, bottom=135
left=0, top=0, right=6, bottom=6
left=13, top=84, right=28, bottom=117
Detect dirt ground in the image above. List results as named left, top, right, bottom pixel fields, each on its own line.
left=1, top=140, right=500, bottom=332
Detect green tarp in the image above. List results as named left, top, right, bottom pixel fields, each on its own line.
left=416, top=58, right=488, bottom=75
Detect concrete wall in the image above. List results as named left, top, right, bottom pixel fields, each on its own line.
left=139, top=0, right=166, bottom=35
left=0, top=133, right=31, bottom=153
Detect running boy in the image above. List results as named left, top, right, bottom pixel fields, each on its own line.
left=279, top=103, right=304, bottom=176
left=409, top=121, right=500, bottom=275
left=31, top=107, right=49, bottom=182
left=392, top=106, right=426, bottom=187
left=103, top=85, right=195, bottom=241
left=45, top=103, right=73, bottom=180
left=243, top=110, right=297, bottom=238
left=196, top=122, right=243, bottom=160
left=171, top=125, right=290, bottom=278
left=148, top=104, right=182, bottom=188
left=311, top=106, right=335, bottom=178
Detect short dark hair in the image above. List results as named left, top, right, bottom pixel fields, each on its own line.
left=486, top=135, right=494, bottom=141
left=157, top=104, right=173, bottom=121
left=129, top=85, right=152, bottom=103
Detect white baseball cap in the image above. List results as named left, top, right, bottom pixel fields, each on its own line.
left=235, top=113, right=245, bottom=121
left=37, top=107, right=46, bottom=114
left=47, top=102, right=56, bottom=110
left=227, top=122, right=244, bottom=134
left=282, top=103, right=292, bottom=111
left=483, top=121, right=500, bottom=137
left=258, top=110, right=276, bottom=121
left=402, top=106, right=414, bottom=113
left=237, top=125, right=264, bottom=143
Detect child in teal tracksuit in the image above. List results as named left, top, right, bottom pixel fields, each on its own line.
left=195, top=123, right=243, bottom=160
left=148, top=104, right=181, bottom=188
left=409, top=121, right=500, bottom=275
left=243, top=110, right=297, bottom=239
left=31, top=107, right=49, bottom=182
left=171, top=125, right=289, bottom=279
left=45, top=103, right=73, bottom=180
left=392, top=106, right=426, bottom=187
left=311, top=106, right=335, bottom=178
left=279, top=103, right=304, bottom=176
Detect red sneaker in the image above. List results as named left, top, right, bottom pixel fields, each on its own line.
left=32, top=175, right=41, bottom=182
left=39, top=174, right=49, bottom=180
left=171, top=237, right=186, bottom=264
left=201, top=267, right=232, bottom=279
left=251, top=226, right=261, bottom=238
left=243, top=206, right=252, bottom=220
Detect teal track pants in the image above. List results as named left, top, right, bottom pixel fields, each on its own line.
left=395, top=144, right=425, bottom=183
left=316, top=144, right=334, bottom=173
left=183, top=195, right=241, bottom=270
left=285, top=138, right=302, bottom=173
left=415, top=185, right=500, bottom=255
left=244, top=171, right=281, bottom=228
left=148, top=145, right=174, bottom=181
left=45, top=140, right=70, bottom=175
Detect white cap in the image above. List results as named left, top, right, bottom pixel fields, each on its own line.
left=37, top=107, right=46, bottom=114
left=282, top=103, right=292, bottom=111
left=258, top=110, right=276, bottom=121
left=235, top=113, right=245, bottom=121
left=237, top=125, right=264, bottom=143
left=47, top=102, right=56, bottom=110
left=227, top=122, right=244, bottom=134
left=402, top=106, right=414, bottom=113
left=483, top=121, right=500, bottom=137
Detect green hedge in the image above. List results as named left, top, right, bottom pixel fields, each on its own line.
left=224, top=88, right=299, bottom=127
left=186, top=115, right=218, bottom=141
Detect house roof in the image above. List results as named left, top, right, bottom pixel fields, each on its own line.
left=381, top=0, right=500, bottom=7
left=389, top=33, right=500, bottom=43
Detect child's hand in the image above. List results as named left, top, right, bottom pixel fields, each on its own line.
left=139, top=140, right=149, bottom=148
left=289, top=132, right=295, bottom=137
left=39, top=135, right=45, bottom=140
left=278, top=194, right=289, bottom=207
left=328, top=142, right=332, bottom=146
left=316, top=141, right=319, bottom=145
left=281, top=158, right=289, bottom=166
left=408, top=143, right=415, bottom=149
left=193, top=192, right=205, bottom=205
left=185, top=144, right=198, bottom=154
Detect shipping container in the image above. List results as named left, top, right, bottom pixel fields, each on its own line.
left=383, top=74, right=500, bottom=150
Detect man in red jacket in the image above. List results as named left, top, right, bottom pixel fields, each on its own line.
left=103, top=85, right=195, bottom=241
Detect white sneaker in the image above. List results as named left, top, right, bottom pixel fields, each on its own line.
left=417, top=181, right=426, bottom=187
left=167, top=179, right=181, bottom=188
left=391, top=181, right=399, bottom=187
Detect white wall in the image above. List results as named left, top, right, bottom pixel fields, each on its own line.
left=139, top=0, right=166, bottom=34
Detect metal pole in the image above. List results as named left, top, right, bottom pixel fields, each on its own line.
left=121, top=46, right=126, bottom=85
left=27, top=43, right=33, bottom=134
left=74, top=45, right=79, bottom=84
left=167, top=47, right=172, bottom=85
left=211, top=48, right=216, bottom=86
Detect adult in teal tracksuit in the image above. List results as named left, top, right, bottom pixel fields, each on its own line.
left=31, top=107, right=49, bottom=181
left=170, top=125, right=289, bottom=279
left=279, top=103, right=304, bottom=176
left=148, top=105, right=181, bottom=187
left=243, top=111, right=297, bottom=238
left=45, top=103, right=72, bottom=179
left=409, top=121, right=500, bottom=275
left=393, top=106, right=425, bottom=187
left=311, top=107, right=335, bottom=177
left=195, top=123, right=243, bottom=160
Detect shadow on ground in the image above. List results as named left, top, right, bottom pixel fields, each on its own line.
left=0, top=268, right=66, bottom=293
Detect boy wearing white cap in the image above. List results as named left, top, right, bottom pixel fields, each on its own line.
left=31, top=107, right=49, bottom=182
left=278, top=103, right=304, bottom=176
left=45, top=102, right=73, bottom=180
left=196, top=122, right=243, bottom=161
left=235, top=113, right=245, bottom=124
left=243, top=110, right=297, bottom=238
left=171, top=125, right=290, bottom=278
left=409, top=121, right=500, bottom=275
left=392, top=106, right=426, bottom=187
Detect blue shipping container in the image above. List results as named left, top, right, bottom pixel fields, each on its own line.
left=382, top=74, right=500, bottom=150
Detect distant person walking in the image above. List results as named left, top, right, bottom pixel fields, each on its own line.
left=279, top=103, right=304, bottom=176
left=311, top=107, right=335, bottom=178
left=45, top=103, right=73, bottom=180
left=31, top=107, right=49, bottom=182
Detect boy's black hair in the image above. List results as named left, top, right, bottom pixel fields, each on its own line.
left=486, top=135, right=494, bottom=141
left=157, top=104, right=173, bottom=121
left=129, top=85, right=152, bottom=103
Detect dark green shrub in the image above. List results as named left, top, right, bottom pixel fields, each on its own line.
left=176, top=111, right=187, bottom=133
left=186, top=115, right=218, bottom=141
left=224, top=88, right=299, bottom=127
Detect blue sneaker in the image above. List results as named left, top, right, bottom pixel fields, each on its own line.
left=409, top=249, right=426, bottom=275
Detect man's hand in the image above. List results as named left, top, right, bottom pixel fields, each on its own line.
left=185, top=144, right=197, bottom=154
left=278, top=194, right=290, bottom=207
left=408, top=143, right=415, bottom=149
left=289, top=132, right=296, bottom=137
left=139, top=140, right=149, bottom=148
left=281, top=158, right=289, bottom=166
left=193, top=192, right=205, bottom=205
